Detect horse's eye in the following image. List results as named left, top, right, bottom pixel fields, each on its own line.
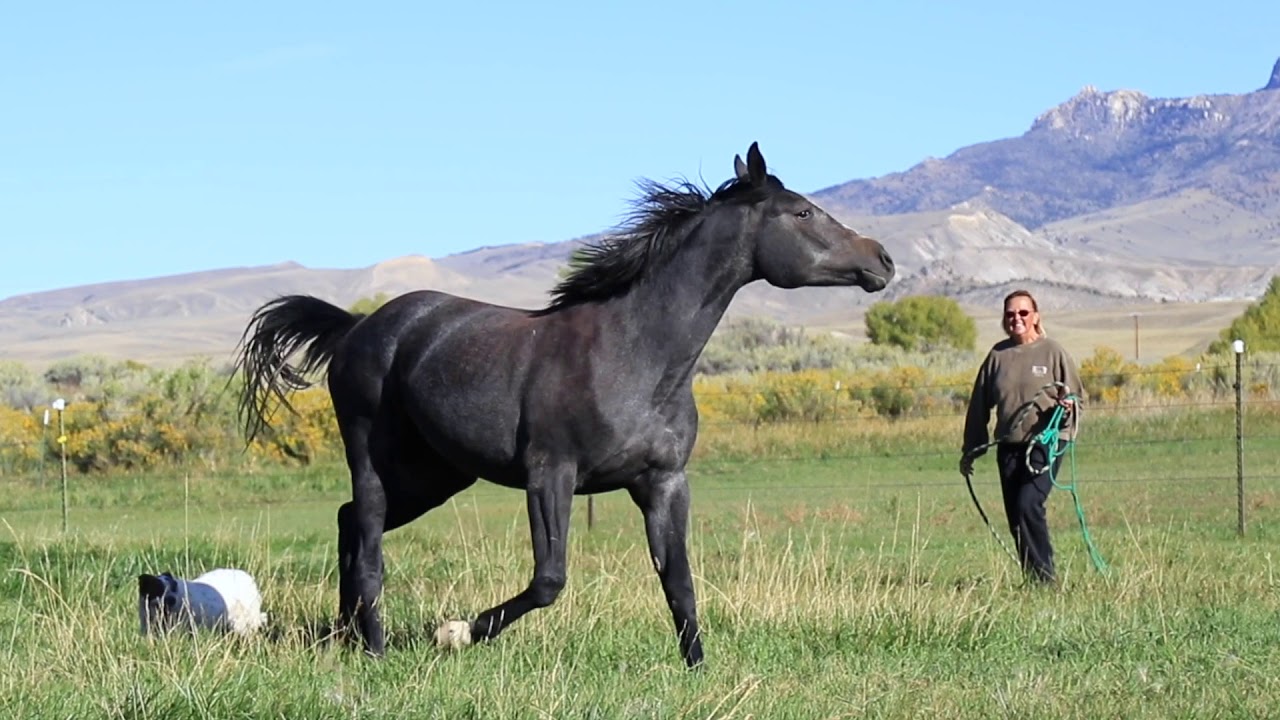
left=795, top=209, right=812, bottom=219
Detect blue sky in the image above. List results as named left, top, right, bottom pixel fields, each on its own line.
left=2, top=1, right=1277, bottom=298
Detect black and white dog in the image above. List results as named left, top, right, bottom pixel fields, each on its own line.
left=138, top=569, right=267, bottom=636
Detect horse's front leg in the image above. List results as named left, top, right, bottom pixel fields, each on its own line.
left=630, top=469, right=702, bottom=667
left=451, top=464, right=575, bottom=646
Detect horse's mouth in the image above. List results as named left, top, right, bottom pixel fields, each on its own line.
left=858, top=271, right=891, bottom=292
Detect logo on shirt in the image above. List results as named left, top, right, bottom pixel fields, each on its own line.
left=1032, top=365, right=1049, bottom=377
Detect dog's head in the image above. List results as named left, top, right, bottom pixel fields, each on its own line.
left=137, top=572, right=185, bottom=634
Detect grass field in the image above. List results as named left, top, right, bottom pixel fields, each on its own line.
left=3, top=406, right=1280, bottom=718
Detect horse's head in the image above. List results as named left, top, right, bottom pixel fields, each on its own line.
left=733, top=143, right=894, bottom=292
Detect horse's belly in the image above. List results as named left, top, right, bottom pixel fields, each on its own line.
left=401, top=399, right=522, bottom=481
left=574, top=474, right=637, bottom=495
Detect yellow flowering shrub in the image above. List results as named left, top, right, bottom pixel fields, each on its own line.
left=1080, top=346, right=1138, bottom=405
left=0, top=406, right=43, bottom=475
left=1139, top=355, right=1195, bottom=399
left=250, top=387, right=343, bottom=466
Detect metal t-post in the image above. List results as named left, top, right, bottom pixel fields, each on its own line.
left=53, top=398, right=68, bottom=533
left=1233, top=340, right=1245, bottom=537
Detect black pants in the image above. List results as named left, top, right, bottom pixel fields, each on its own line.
left=996, top=442, right=1061, bottom=583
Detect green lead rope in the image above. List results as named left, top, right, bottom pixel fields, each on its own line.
left=1030, top=396, right=1109, bottom=574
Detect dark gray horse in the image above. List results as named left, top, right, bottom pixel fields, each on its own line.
left=235, top=143, right=895, bottom=667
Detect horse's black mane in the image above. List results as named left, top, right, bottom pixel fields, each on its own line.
left=540, top=173, right=784, bottom=313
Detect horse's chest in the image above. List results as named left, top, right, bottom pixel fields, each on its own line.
left=580, top=420, right=691, bottom=481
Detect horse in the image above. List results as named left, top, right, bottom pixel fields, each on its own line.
left=234, top=142, right=895, bottom=667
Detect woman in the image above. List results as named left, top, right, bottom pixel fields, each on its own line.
left=960, top=290, right=1085, bottom=584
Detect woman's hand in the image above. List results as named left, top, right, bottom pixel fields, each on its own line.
left=959, top=453, right=975, bottom=476
left=1055, top=384, right=1075, bottom=411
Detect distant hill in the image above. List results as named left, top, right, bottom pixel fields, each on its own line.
left=4, top=59, right=1280, bottom=368
left=0, top=256, right=511, bottom=368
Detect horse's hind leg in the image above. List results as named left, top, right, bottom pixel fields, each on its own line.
left=630, top=469, right=703, bottom=667
left=337, top=501, right=357, bottom=630
left=337, top=451, right=390, bottom=655
left=338, top=447, right=476, bottom=653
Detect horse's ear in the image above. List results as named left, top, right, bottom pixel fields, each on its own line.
left=734, top=153, right=748, bottom=181
left=138, top=574, right=166, bottom=598
left=745, top=142, right=766, bottom=186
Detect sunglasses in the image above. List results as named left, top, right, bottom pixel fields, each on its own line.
left=1004, top=309, right=1033, bottom=319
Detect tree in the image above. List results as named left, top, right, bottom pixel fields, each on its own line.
left=42, top=355, right=138, bottom=400
left=557, top=246, right=592, bottom=279
left=348, top=293, right=391, bottom=316
left=1208, top=275, right=1280, bottom=354
left=0, top=360, right=45, bottom=410
left=864, top=295, right=977, bottom=352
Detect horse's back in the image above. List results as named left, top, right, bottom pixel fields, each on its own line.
left=327, top=290, right=542, bottom=479
left=332, top=291, right=528, bottom=379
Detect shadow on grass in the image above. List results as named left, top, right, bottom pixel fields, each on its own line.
left=260, top=616, right=481, bottom=655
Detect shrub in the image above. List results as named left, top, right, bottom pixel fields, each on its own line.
left=864, top=296, right=977, bottom=352
left=1079, top=346, right=1137, bottom=404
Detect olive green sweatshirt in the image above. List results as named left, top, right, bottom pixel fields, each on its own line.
left=963, top=336, right=1086, bottom=453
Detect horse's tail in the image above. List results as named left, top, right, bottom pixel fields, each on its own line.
left=233, top=295, right=363, bottom=442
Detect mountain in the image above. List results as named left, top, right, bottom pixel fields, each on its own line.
left=0, top=256, right=508, bottom=367
left=817, top=60, right=1280, bottom=227
left=814, top=59, right=1280, bottom=264
left=4, top=59, right=1280, bottom=367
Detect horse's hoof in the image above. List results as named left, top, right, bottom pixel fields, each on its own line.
left=435, top=620, right=472, bottom=650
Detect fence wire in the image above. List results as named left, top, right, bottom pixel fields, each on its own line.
left=1, top=363, right=1275, bottom=535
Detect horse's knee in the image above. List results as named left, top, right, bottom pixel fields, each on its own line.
left=528, top=575, right=566, bottom=608
left=667, top=591, right=696, bottom=616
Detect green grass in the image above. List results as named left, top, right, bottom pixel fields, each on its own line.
left=3, top=408, right=1280, bottom=718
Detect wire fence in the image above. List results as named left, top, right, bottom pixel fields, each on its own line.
left=1, top=357, right=1276, bottom=536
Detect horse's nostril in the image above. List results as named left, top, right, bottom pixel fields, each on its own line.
left=879, top=248, right=896, bottom=274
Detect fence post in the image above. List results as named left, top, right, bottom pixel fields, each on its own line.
left=54, top=398, right=68, bottom=534
left=1233, top=340, right=1245, bottom=537
left=41, top=409, right=49, bottom=488
left=587, top=496, right=595, bottom=531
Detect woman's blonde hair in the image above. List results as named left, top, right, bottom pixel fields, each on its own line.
left=1003, top=289, right=1045, bottom=336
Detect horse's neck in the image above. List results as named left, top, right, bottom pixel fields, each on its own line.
left=611, top=214, right=752, bottom=382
